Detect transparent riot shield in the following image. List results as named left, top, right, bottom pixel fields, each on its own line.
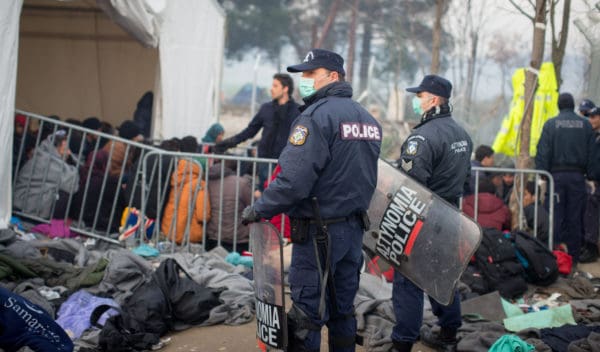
left=363, top=159, right=482, bottom=305
left=251, top=222, right=288, bottom=351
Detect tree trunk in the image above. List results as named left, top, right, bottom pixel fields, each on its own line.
left=465, top=30, right=478, bottom=123
left=520, top=0, right=547, bottom=168
left=511, top=0, right=547, bottom=229
left=551, top=0, right=571, bottom=88
left=346, top=0, right=359, bottom=83
left=359, top=20, right=373, bottom=93
left=314, top=0, right=342, bottom=48
left=431, top=0, right=444, bottom=74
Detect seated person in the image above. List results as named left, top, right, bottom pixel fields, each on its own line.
left=161, top=137, right=211, bottom=244
left=70, top=149, right=126, bottom=232
left=462, top=178, right=511, bottom=231
left=522, top=180, right=550, bottom=245
left=13, top=130, right=79, bottom=219
left=205, top=158, right=253, bottom=252
left=465, top=144, right=494, bottom=195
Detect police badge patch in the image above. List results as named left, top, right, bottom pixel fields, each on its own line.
left=289, top=125, right=309, bottom=146
left=406, top=140, right=418, bottom=155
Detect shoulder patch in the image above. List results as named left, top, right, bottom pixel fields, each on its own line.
left=289, top=125, right=309, bottom=146
left=406, top=140, right=419, bottom=155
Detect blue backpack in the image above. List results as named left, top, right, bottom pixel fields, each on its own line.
left=0, top=286, right=73, bottom=352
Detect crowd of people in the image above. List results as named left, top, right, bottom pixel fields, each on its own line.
left=10, top=72, right=302, bottom=252
left=9, top=47, right=600, bottom=352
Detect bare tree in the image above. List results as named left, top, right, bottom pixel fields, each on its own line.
left=445, top=0, right=490, bottom=127
left=550, top=0, right=571, bottom=88
left=431, top=0, right=446, bottom=73
left=346, top=0, right=359, bottom=83
left=487, top=34, right=524, bottom=100
left=506, top=0, right=547, bottom=166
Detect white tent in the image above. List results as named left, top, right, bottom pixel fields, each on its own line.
left=0, top=0, right=225, bottom=229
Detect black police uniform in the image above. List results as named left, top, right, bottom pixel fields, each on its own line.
left=582, top=128, right=600, bottom=261
left=253, top=81, right=381, bottom=351
left=392, top=106, right=473, bottom=345
left=535, top=105, right=594, bottom=263
left=391, top=75, right=472, bottom=351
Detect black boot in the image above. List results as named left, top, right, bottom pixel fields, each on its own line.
left=390, top=340, right=413, bottom=352
left=420, top=326, right=457, bottom=352
left=580, top=244, right=599, bottom=263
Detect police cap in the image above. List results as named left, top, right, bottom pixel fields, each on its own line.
left=287, top=49, right=345, bottom=76
left=579, top=99, right=596, bottom=116
left=406, top=75, right=452, bottom=99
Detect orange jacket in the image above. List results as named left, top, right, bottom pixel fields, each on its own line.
left=161, top=159, right=211, bottom=243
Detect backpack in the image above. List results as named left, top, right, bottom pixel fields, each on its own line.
left=473, top=228, right=528, bottom=299
left=511, top=230, right=559, bottom=286
left=95, top=277, right=171, bottom=351
left=153, top=258, right=223, bottom=329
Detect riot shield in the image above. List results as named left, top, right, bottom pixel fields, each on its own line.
left=251, top=222, right=288, bottom=351
left=363, top=159, right=482, bottom=305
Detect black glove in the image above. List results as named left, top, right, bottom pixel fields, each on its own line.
left=241, top=205, right=261, bottom=225
left=214, top=138, right=237, bottom=154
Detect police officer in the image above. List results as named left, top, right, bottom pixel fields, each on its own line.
left=242, top=49, right=381, bottom=351
left=579, top=99, right=596, bottom=118
left=535, top=93, right=594, bottom=264
left=581, top=106, right=600, bottom=262
left=392, top=75, right=473, bottom=352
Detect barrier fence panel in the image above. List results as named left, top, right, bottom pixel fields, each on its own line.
left=12, top=110, right=557, bottom=255
left=12, top=110, right=282, bottom=252
left=137, top=150, right=279, bottom=253
left=13, top=110, right=161, bottom=244
left=469, top=166, right=555, bottom=249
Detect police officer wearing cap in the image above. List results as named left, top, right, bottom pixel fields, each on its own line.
left=579, top=99, right=596, bottom=117
left=581, top=106, right=600, bottom=262
left=536, top=93, right=594, bottom=265
left=392, top=75, right=473, bottom=352
left=242, top=49, right=381, bottom=351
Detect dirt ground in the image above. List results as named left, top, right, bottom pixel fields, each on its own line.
left=158, top=260, right=600, bottom=352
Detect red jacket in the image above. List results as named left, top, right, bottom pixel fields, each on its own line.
left=463, top=192, right=511, bottom=231
left=264, top=165, right=291, bottom=239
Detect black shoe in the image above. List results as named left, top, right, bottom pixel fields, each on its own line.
left=390, top=340, right=413, bottom=352
left=580, top=245, right=599, bottom=263
left=420, top=326, right=457, bottom=352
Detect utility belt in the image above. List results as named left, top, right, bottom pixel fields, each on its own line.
left=289, top=211, right=370, bottom=244
left=551, top=165, right=586, bottom=174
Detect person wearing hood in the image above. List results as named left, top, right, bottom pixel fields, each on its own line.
left=462, top=178, right=512, bottom=231
left=205, top=158, right=253, bottom=252
left=201, top=123, right=225, bottom=147
left=161, top=136, right=211, bottom=244
left=71, top=149, right=121, bottom=232
left=536, top=92, right=594, bottom=264
left=13, top=130, right=79, bottom=219
left=242, top=49, right=381, bottom=352
left=102, top=120, right=144, bottom=178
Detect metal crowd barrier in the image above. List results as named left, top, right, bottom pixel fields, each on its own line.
left=11, top=110, right=557, bottom=253
left=469, top=166, right=555, bottom=249
left=11, top=110, right=280, bottom=253
left=12, top=110, right=161, bottom=244
left=135, top=150, right=279, bottom=253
